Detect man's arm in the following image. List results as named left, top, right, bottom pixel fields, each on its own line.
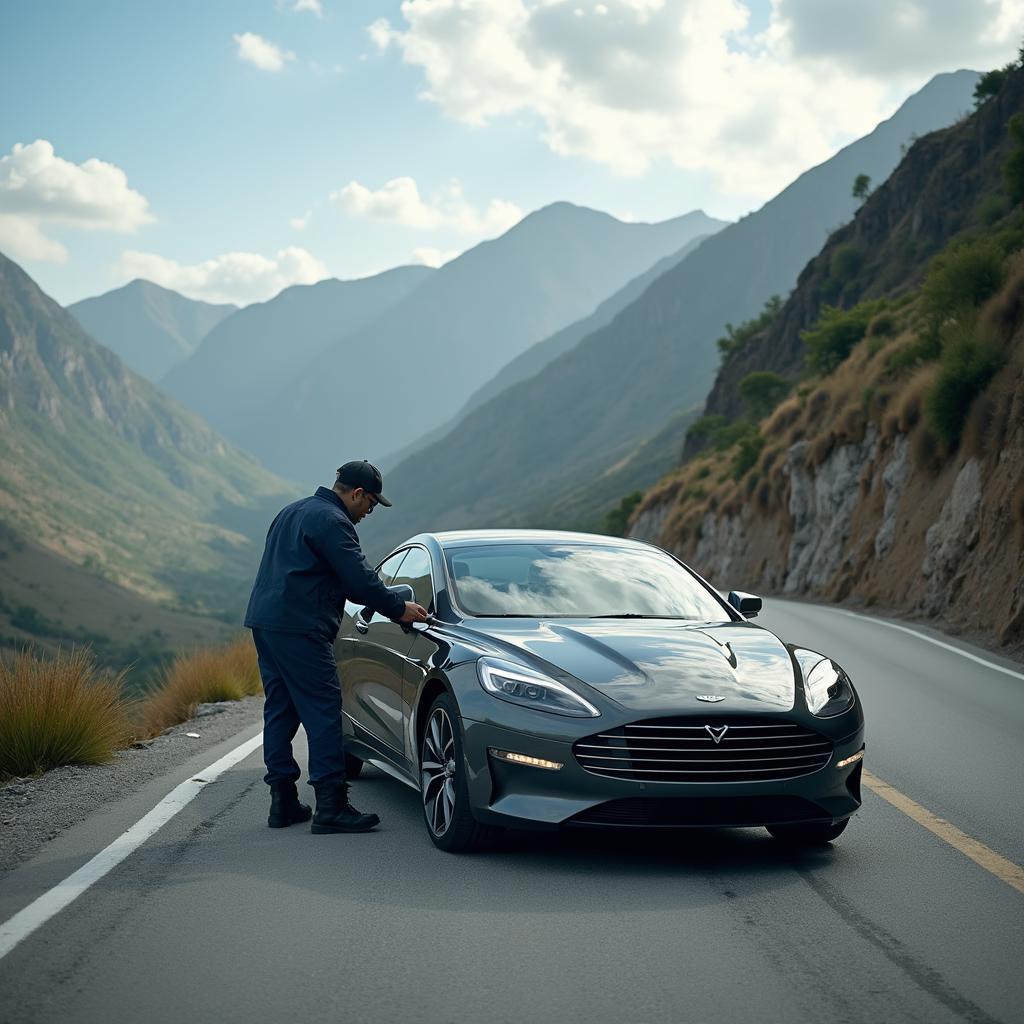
left=310, top=514, right=407, bottom=620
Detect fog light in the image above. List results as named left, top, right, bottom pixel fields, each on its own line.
left=489, top=748, right=563, bottom=771
left=836, top=749, right=864, bottom=769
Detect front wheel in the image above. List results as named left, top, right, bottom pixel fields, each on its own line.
left=766, top=818, right=849, bottom=846
left=420, top=692, right=501, bottom=853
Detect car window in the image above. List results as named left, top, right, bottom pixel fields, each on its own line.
left=391, top=546, right=434, bottom=612
left=358, top=549, right=408, bottom=624
left=444, top=543, right=728, bottom=619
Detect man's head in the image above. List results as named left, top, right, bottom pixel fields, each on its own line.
left=333, top=460, right=392, bottom=523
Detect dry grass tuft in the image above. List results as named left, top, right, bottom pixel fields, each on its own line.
left=980, top=250, right=1024, bottom=342
left=141, top=637, right=261, bottom=737
left=0, top=647, right=134, bottom=779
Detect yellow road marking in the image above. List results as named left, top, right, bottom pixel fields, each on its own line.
left=863, top=768, right=1024, bottom=896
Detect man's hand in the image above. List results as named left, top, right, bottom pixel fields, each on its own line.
left=399, top=601, right=430, bottom=624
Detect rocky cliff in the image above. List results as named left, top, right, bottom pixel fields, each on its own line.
left=632, top=66, right=1024, bottom=659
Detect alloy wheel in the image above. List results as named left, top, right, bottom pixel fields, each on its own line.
left=421, top=707, right=457, bottom=836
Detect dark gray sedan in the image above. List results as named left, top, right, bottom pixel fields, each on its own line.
left=337, top=530, right=864, bottom=852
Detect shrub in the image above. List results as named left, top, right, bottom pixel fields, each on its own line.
left=739, top=371, right=791, bottom=420
left=731, top=432, right=766, bottom=479
left=924, top=322, right=1006, bottom=448
left=921, top=237, right=1006, bottom=333
left=0, top=648, right=133, bottom=778
left=802, top=299, right=886, bottom=374
left=686, top=414, right=727, bottom=445
left=867, top=310, right=896, bottom=337
left=141, top=637, right=261, bottom=736
left=973, top=65, right=1011, bottom=107
left=716, top=295, right=783, bottom=361
left=977, top=193, right=1009, bottom=227
left=830, top=245, right=864, bottom=282
left=603, top=491, right=644, bottom=537
left=1004, top=112, right=1024, bottom=203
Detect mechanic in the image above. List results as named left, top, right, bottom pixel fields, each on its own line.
left=244, top=460, right=429, bottom=834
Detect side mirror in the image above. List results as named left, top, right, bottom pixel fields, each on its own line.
left=728, top=590, right=762, bottom=619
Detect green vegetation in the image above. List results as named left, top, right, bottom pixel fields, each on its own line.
left=0, top=648, right=133, bottom=778
left=973, top=64, right=1013, bottom=107
left=920, top=237, right=1006, bottom=333
left=731, top=431, right=765, bottom=480
left=739, top=371, right=792, bottom=419
left=602, top=491, right=644, bottom=537
left=716, top=295, right=782, bottom=362
left=925, top=324, right=1006, bottom=447
left=852, top=174, right=872, bottom=202
left=802, top=299, right=887, bottom=374
left=1004, top=112, right=1024, bottom=203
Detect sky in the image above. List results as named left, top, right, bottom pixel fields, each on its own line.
left=1, top=0, right=1022, bottom=307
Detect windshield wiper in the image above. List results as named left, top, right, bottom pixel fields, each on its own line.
left=588, top=613, right=681, bottom=619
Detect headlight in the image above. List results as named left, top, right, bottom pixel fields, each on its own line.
left=477, top=657, right=600, bottom=718
left=803, top=658, right=855, bottom=717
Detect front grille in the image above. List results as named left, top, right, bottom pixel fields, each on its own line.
left=573, top=717, right=832, bottom=783
left=567, top=795, right=826, bottom=828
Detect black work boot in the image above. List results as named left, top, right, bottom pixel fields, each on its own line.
left=311, top=782, right=380, bottom=833
left=267, top=781, right=312, bottom=828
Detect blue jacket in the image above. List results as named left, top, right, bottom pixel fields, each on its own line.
left=244, top=486, right=406, bottom=639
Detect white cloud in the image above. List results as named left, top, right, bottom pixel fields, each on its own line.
left=117, top=246, right=328, bottom=305
left=289, top=209, right=312, bottom=229
left=369, top=0, right=1024, bottom=200
left=0, top=139, right=153, bottom=264
left=0, top=214, right=68, bottom=264
left=412, top=246, right=460, bottom=267
left=331, top=176, right=523, bottom=234
left=233, top=31, right=295, bottom=72
left=290, top=0, right=323, bottom=14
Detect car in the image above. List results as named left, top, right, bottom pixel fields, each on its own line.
left=337, top=530, right=865, bottom=853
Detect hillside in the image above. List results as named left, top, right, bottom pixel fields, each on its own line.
left=0, top=521, right=229, bottom=684
left=630, top=64, right=1024, bottom=657
left=69, top=279, right=235, bottom=381
left=162, top=265, right=434, bottom=450
left=364, top=71, right=979, bottom=560
left=0, top=252, right=297, bottom=626
left=258, top=203, right=722, bottom=480
left=379, top=228, right=719, bottom=469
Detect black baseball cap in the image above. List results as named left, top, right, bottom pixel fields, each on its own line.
left=336, top=460, right=392, bottom=506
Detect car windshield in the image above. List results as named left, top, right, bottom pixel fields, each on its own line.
left=444, top=543, right=730, bottom=619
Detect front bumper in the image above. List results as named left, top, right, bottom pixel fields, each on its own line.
left=461, top=717, right=864, bottom=831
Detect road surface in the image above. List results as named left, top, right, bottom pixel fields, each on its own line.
left=1, top=599, right=1022, bottom=1024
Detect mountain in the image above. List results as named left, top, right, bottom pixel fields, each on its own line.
left=629, top=63, right=1024, bottom=657
left=378, top=228, right=720, bottom=469
left=69, top=278, right=236, bottom=381
left=161, top=265, right=435, bottom=447
left=362, top=70, right=980, bottom=560
left=0, top=251, right=297, bottom=625
left=252, top=204, right=723, bottom=480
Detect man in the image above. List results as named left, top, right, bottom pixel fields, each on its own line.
left=244, top=460, right=429, bottom=834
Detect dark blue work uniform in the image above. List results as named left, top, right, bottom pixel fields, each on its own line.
left=244, top=486, right=406, bottom=786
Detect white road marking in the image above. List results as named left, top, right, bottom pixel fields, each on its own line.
left=830, top=608, right=1024, bottom=682
left=0, top=731, right=263, bottom=962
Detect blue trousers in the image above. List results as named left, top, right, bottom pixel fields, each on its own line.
left=251, top=628, right=347, bottom=787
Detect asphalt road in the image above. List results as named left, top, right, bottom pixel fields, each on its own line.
left=1, top=600, right=1022, bottom=1024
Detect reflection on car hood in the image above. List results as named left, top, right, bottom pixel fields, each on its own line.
left=472, top=619, right=796, bottom=714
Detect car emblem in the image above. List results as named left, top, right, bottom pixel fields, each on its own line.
left=705, top=725, right=728, bottom=744
left=696, top=694, right=725, bottom=703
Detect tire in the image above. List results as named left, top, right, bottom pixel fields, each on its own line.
left=766, top=818, right=849, bottom=846
left=344, top=751, right=364, bottom=780
left=420, top=692, right=502, bottom=853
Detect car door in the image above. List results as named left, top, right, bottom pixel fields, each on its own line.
left=337, top=549, right=416, bottom=765
left=394, top=546, right=441, bottom=761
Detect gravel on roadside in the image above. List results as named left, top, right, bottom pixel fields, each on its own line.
left=0, top=696, right=265, bottom=876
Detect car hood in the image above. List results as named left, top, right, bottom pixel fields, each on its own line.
left=468, top=619, right=796, bottom=714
